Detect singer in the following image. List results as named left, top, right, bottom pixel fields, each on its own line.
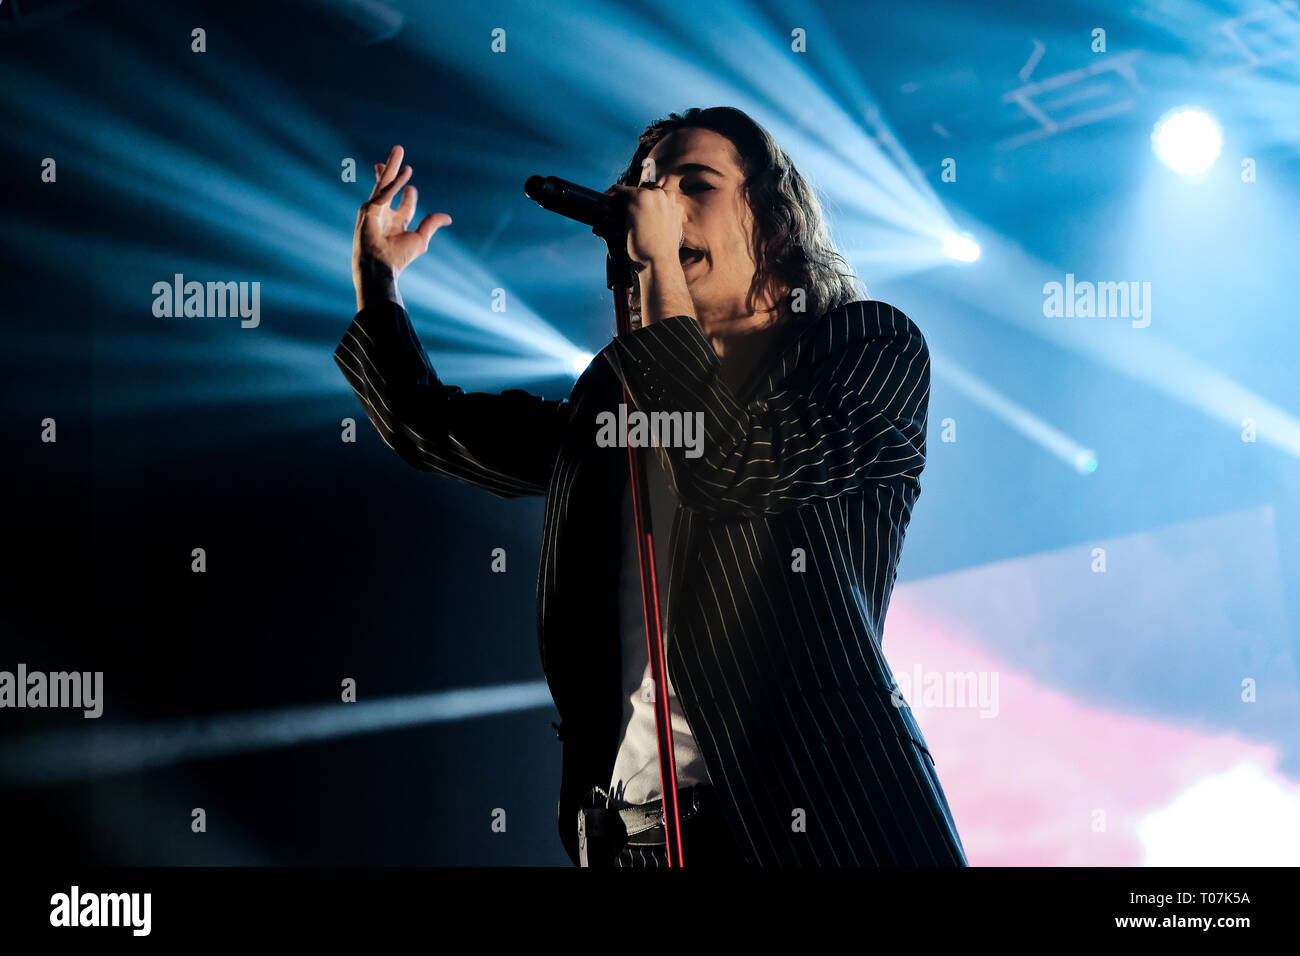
left=334, top=106, right=968, bottom=868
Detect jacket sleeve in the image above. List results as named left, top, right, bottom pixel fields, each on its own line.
left=333, top=301, right=570, bottom=498
left=599, top=300, right=929, bottom=518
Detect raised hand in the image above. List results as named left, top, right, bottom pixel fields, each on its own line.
left=352, top=145, right=452, bottom=311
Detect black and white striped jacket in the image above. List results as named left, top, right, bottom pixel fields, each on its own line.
left=334, top=297, right=968, bottom=867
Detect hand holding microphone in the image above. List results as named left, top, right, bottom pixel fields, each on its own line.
left=524, top=171, right=696, bottom=327
left=523, top=174, right=687, bottom=273
left=604, top=181, right=687, bottom=274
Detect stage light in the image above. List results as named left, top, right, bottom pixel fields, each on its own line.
left=0, top=680, right=555, bottom=786
left=570, top=351, right=595, bottom=376
left=929, top=351, right=1096, bottom=474
left=308, top=0, right=405, bottom=45
left=943, top=231, right=981, bottom=263
left=1151, top=107, right=1222, bottom=176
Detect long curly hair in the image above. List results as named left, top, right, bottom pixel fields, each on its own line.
left=614, top=106, right=863, bottom=328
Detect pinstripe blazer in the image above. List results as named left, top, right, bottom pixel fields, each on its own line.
left=334, top=297, right=968, bottom=867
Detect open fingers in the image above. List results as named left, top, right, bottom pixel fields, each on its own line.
left=415, top=212, right=452, bottom=244
left=367, top=145, right=404, bottom=200
left=396, top=182, right=417, bottom=226
left=373, top=163, right=413, bottom=208
left=378, top=145, right=403, bottom=189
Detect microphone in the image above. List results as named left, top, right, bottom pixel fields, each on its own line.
left=525, top=175, right=621, bottom=230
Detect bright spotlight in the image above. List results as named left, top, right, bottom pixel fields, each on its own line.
left=1074, top=449, right=1098, bottom=474
left=1151, top=107, right=1222, bottom=176
left=570, top=351, right=594, bottom=376
left=942, top=231, right=980, bottom=263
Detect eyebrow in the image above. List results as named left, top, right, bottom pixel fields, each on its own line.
left=671, top=163, right=724, bottom=176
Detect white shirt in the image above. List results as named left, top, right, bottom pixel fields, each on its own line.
left=608, top=450, right=711, bottom=807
